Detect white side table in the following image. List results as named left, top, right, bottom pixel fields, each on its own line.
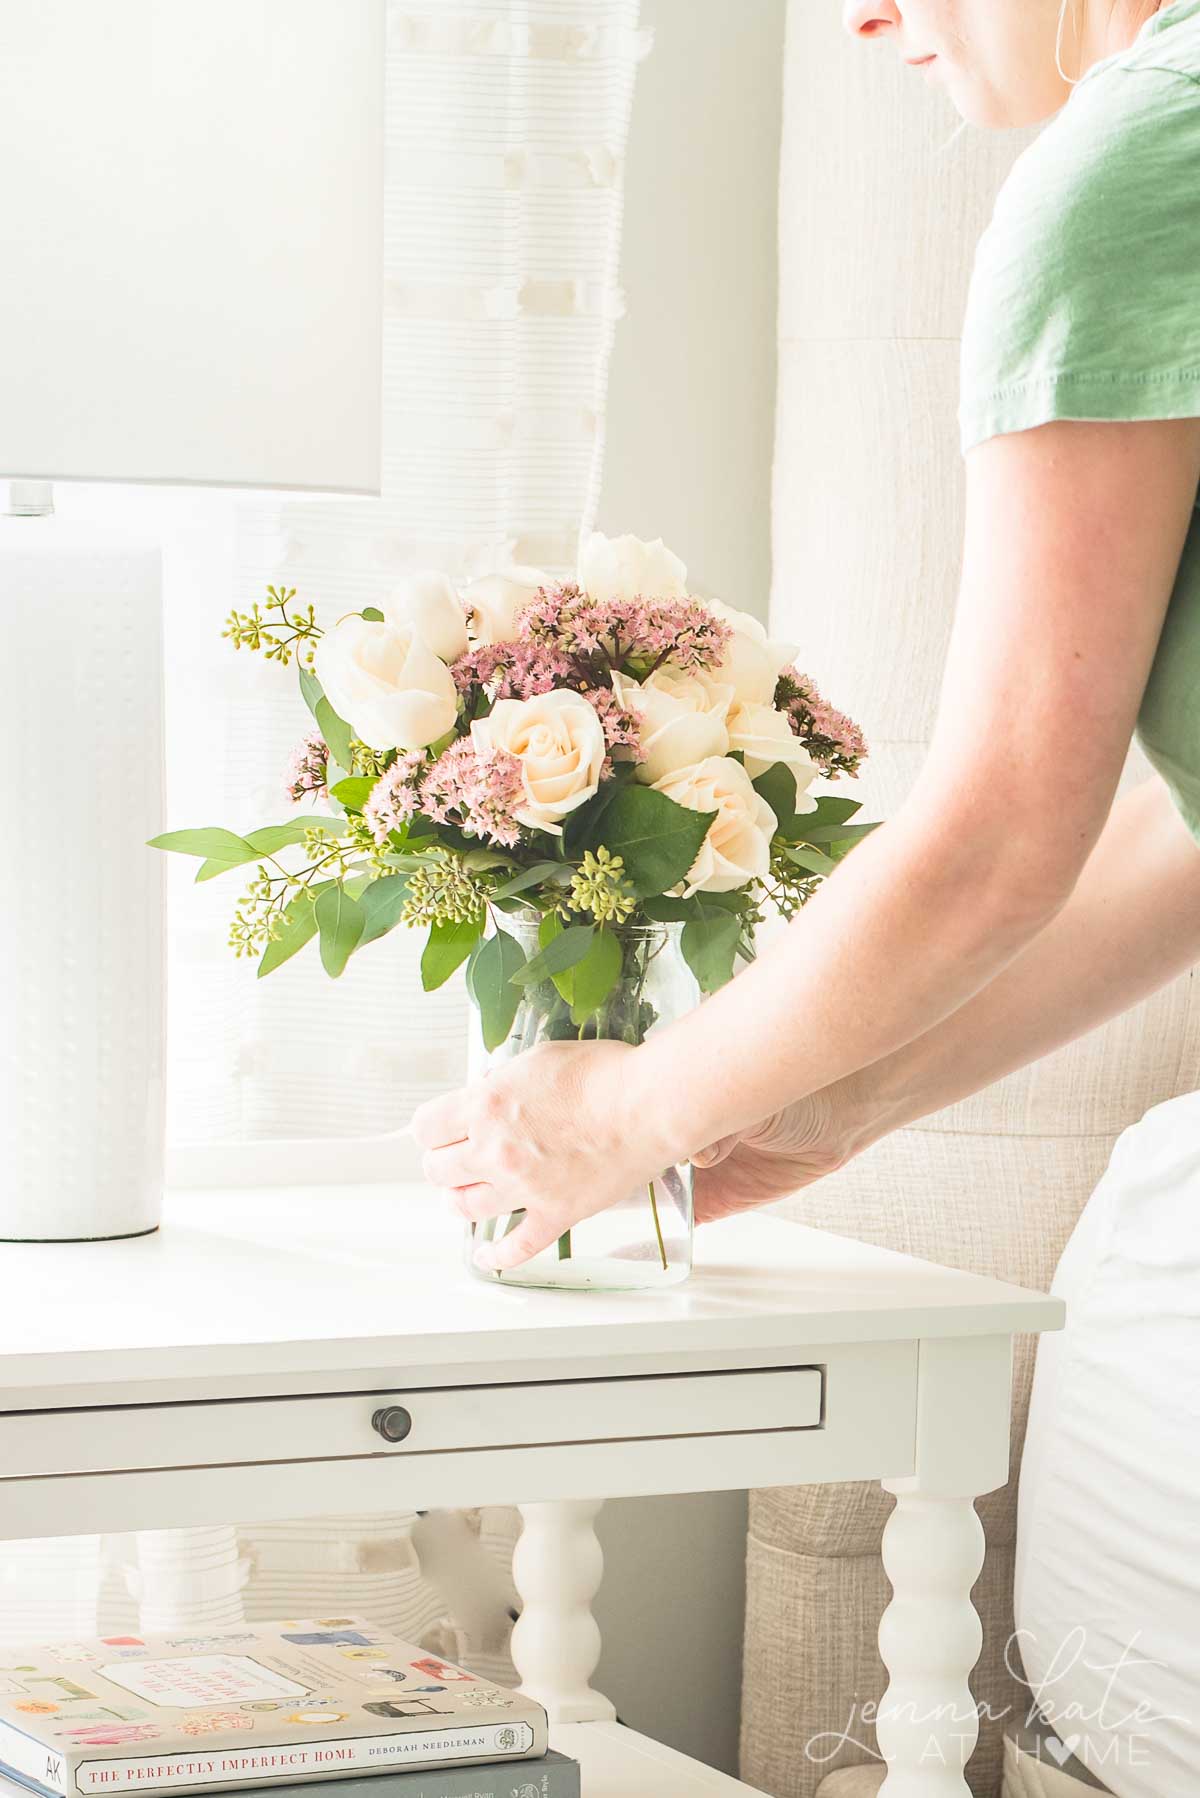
left=0, top=1187, right=1062, bottom=1796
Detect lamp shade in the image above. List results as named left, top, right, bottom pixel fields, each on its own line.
left=0, top=0, right=383, bottom=493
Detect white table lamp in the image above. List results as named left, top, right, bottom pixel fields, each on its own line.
left=0, top=1, right=384, bottom=1240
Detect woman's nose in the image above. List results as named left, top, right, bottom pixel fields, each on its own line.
left=842, top=0, right=902, bottom=39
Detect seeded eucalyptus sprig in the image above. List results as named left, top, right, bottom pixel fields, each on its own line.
left=222, top=586, right=323, bottom=667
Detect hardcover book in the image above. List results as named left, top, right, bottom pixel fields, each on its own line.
left=0, top=1620, right=548, bottom=1798
left=211, top=1753, right=581, bottom=1798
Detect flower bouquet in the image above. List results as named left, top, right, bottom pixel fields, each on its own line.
left=153, top=533, right=874, bottom=1290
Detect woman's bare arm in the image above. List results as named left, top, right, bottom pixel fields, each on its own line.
left=835, top=771, right=1200, bottom=1152
left=694, top=773, right=1200, bottom=1220
left=636, top=415, right=1200, bottom=1162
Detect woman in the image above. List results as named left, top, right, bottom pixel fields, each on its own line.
left=414, top=0, right=1200, bottom=1274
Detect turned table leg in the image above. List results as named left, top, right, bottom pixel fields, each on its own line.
left=510, top=1499, right=617, bottom=1723
left=877, top=1336, right=1013, bottom=1797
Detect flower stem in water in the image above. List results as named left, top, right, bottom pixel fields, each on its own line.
left=558, top=1229, right=572, bottom=1259
left=648, top=1178, right=668, bottom=1271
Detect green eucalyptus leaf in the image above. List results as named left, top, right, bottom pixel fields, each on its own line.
left=361, top=606, right=385, bottom=623
left=786, top=844, right=839, bottom=876
left=421, top=914, right=484, bottom=991
left=314, top=883, right=365, bottom=977
left=329, top=776, right=377, bottom=812
left=359, top=874, right=411, bottom=948
left=802, top=819, right=880, bottom=846
left=257, top=884, right=329, bottom=979
left=511, top=923, right=595, bottom=988
left=472, top=928, right=526, bottom=1051
left=568, top=928, right=623, bottom=1025
left=493, top=860, right=566, bottom=899
left=581, top=786, right=715, bottom=898
left=298, top=663, right=324, bottom=721
left=315, top=696, right=355, bottom=773
left=681, top=907, right=742, bottom=994
left=149, top=827, right=255, bottom=862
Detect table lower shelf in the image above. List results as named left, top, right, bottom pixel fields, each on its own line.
left=551, top=1721, right=764, bottom=1794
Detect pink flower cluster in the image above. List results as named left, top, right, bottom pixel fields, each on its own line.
left=284, top=730, right=328, bottom=804
left=586, top=687, right=644, bottom=770
left=421, top=739, right=525, bottom=849
left=362, top=752, right=428, bottom=844
left=518, top=583, right=731, bottom=675
left=777, top=669, right=868, bottom=780
left=451, top=640, right=576, bottom=701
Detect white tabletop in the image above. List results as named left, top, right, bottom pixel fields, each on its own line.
left=0, top=1185, right=1063, bottom=1395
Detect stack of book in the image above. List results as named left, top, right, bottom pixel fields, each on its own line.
left=0, top=1621, right=579, bottom=1798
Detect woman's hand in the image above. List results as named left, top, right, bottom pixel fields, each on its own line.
left=691, top=1090, right=858, bottom=1222
left=411, top=1037, right=675, bottom=1272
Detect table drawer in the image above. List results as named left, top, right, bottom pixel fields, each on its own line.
left=0, top=1365, right=823, bottom=1477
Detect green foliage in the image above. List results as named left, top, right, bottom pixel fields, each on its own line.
left=329, top=775, right=378, bottom=812
left=223, top=587, right=320, bottom=667
left=298, top=662, right=323, bottom=720
left=314, top=884, right=365, bottom=977
left=493, top=861, right=564, bottom=900
left=579, top=785, right=715, bottom=898
left=510, top=923, right=596, bottom=989
left=421, top=915, right=484, bottom=991
left=358, top=874, right=411, bottom=948
left=257, top=884, right=327, bottom=979
left=315, top=696, right=355, bottom=774
left=568, top=927, right=623, bottom=1024
left=681, top=905, right=742, bottom=994
left=752, top=762, right=804, bottom=837
left=471, top=928, right=527, bottom=1051
left=785, top=844, right=839, bottom=877
left=149, top=826, right=255, bottom=862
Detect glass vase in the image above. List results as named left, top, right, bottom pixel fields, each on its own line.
left=466, top=917, right=699, bottom=1291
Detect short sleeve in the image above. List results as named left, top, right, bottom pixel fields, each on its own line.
left=958, top=64, right=1200, bottom=456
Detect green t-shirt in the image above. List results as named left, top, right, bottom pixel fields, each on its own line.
left=958, top=0, right=1200, bottom=843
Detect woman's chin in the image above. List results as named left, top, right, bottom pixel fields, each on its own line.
left=945, top=71, right=1066, bottom=131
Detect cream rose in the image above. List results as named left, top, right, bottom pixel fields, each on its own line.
left=383, top=571, right=468, bottom=664
left=708, top=600, right=797, bottom=706
left=611, top=667, right=734, bottom=785
left=313, top=616, right=458, bottom=752
left=653, top=755, right=779, bottom=895
left=578, top=531, right=688, bottom=603
left=461, top=566, right=548, bottom=646
left=727, top=700, right=821, bottom=799
left=471, top=689, right=605, bottom=835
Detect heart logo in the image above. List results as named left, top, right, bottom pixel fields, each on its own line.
left=1045, top=1734, right=1081, bottom=1767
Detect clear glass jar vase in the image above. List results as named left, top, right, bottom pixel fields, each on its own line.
left=465, top=916, right=699, bottom=1292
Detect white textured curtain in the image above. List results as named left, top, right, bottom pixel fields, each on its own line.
left=169, top=0, right=647, bottom=1157
left=2, top=0, right=644, bottom=1651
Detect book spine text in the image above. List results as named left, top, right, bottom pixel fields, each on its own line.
left=71, top=1724, right=539, bottom=1795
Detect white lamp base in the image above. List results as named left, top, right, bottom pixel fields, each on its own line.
left=0, top=497, right=165, bottom=1241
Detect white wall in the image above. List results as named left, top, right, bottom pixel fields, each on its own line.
left=593, top=0, right=787, bottom=1777
left=599, top=0, right=785, bottom=624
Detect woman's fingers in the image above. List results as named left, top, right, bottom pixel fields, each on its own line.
left=450, top=1183, right=504, bottom=1223
left=410, top=1088, right=471, bottom=1151
left=422, top=1138, right=483, bottom=1190
left=473, top=1211, right=561, bottom=1271
left=692, top=1135, right=737, bottom=1169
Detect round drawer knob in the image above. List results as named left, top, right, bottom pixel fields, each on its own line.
left=371, top=1404, right=413, bottom=1444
